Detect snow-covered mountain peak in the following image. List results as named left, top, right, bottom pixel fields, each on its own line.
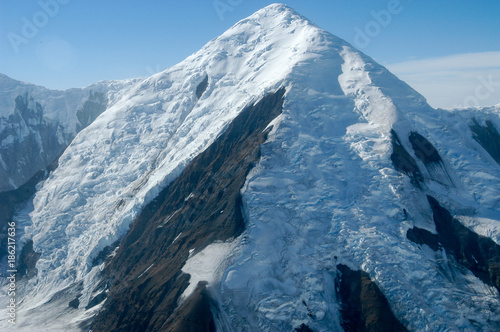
left=216, top=3, right=329, bottom=51
left=203, top=2, right=429, bottom=131
left=3, top=4, right=500, bottom=332
left=15, top=6, right=339, bottom=325
left=6, top=6, right=432, bottom=327
left=229, top=3, right=318, bottom=31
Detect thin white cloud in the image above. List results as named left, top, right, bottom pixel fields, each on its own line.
left=389, top=51, right=500, bottom=72
left=387, top=51, right=500, bottom=109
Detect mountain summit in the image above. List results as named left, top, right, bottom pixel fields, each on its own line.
left=1, top=4, right=500, bottom=331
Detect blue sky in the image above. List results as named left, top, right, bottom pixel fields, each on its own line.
left=1, top=0, right=499, bottom=108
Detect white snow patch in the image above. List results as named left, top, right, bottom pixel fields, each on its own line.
left=456, top=214, right=500, bottom=245
left=180, top=239, right=239, bottom=304
left=172, top=232, right=182, bottom=244
left=0, top=154, right=6, bottom=170
left=138, top=263, right=155, bottom=279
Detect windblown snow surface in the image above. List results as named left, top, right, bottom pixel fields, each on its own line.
left=2, top=4, right=500, bottom=331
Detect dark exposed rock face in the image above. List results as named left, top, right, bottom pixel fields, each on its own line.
left=161, top=282, right=217, bottom=332
left=0, top=156, right=59, bottom=274
left=425, top=196, right=500, bottom=293
left=17, top=239, right=41, bottom=279
left=196, top=75, right=209, bottom=99
left=470, top=118, right=500, bottom=164
left=406, top=226, right=440, bottom=251
left=91, top=240, right=120, bottom=268
left=408, top=132, right=454, bottom=186
left=390, top=129, right=423, bottom=185
left=86, top=291, right=107, bottom=310
left=68, top=297, right=80, bottom=309
left=391, top=130, right=455, bottom=187
left=408, top=196, right=500, bottom=293
left=336, top=264, right=407, bottom=332
left=76, top=91, right=108, bottom=131
left=90, top=88, right=286, bottom=331
left=408, top=132, right=442, bottom=165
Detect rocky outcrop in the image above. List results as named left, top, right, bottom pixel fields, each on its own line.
left=407, top=197, right=500, bottom=293
left=161, top=282, right=217, bottom=332
left=408, top=132, right=442, bottom=165
left=390, top=129, right=423, bottom=185
left=0, top=155, right=59, bottom=274
left=76, top=91, right=108, bottom=131
left=90, top=88, right=286, bottom=331
left=17, top=240, right=41, bottom=279
left=295, top=323, right=314, bottom=332
left=406, top=226, right=440, bottom=251
left=426, top=196, right=500, bottom=293
left=195, top=75, right=209, bottom=99
left=336, top=264, right=407, bottom=332
left=409, top=132, right=454, bottom=186
left=470, top=118, right=500, bottom=164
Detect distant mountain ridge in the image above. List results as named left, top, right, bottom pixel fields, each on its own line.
left=0, top=73, right=137, bottom=192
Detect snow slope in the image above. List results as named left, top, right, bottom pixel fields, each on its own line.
left=2, top=3, right=500, bottom=331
